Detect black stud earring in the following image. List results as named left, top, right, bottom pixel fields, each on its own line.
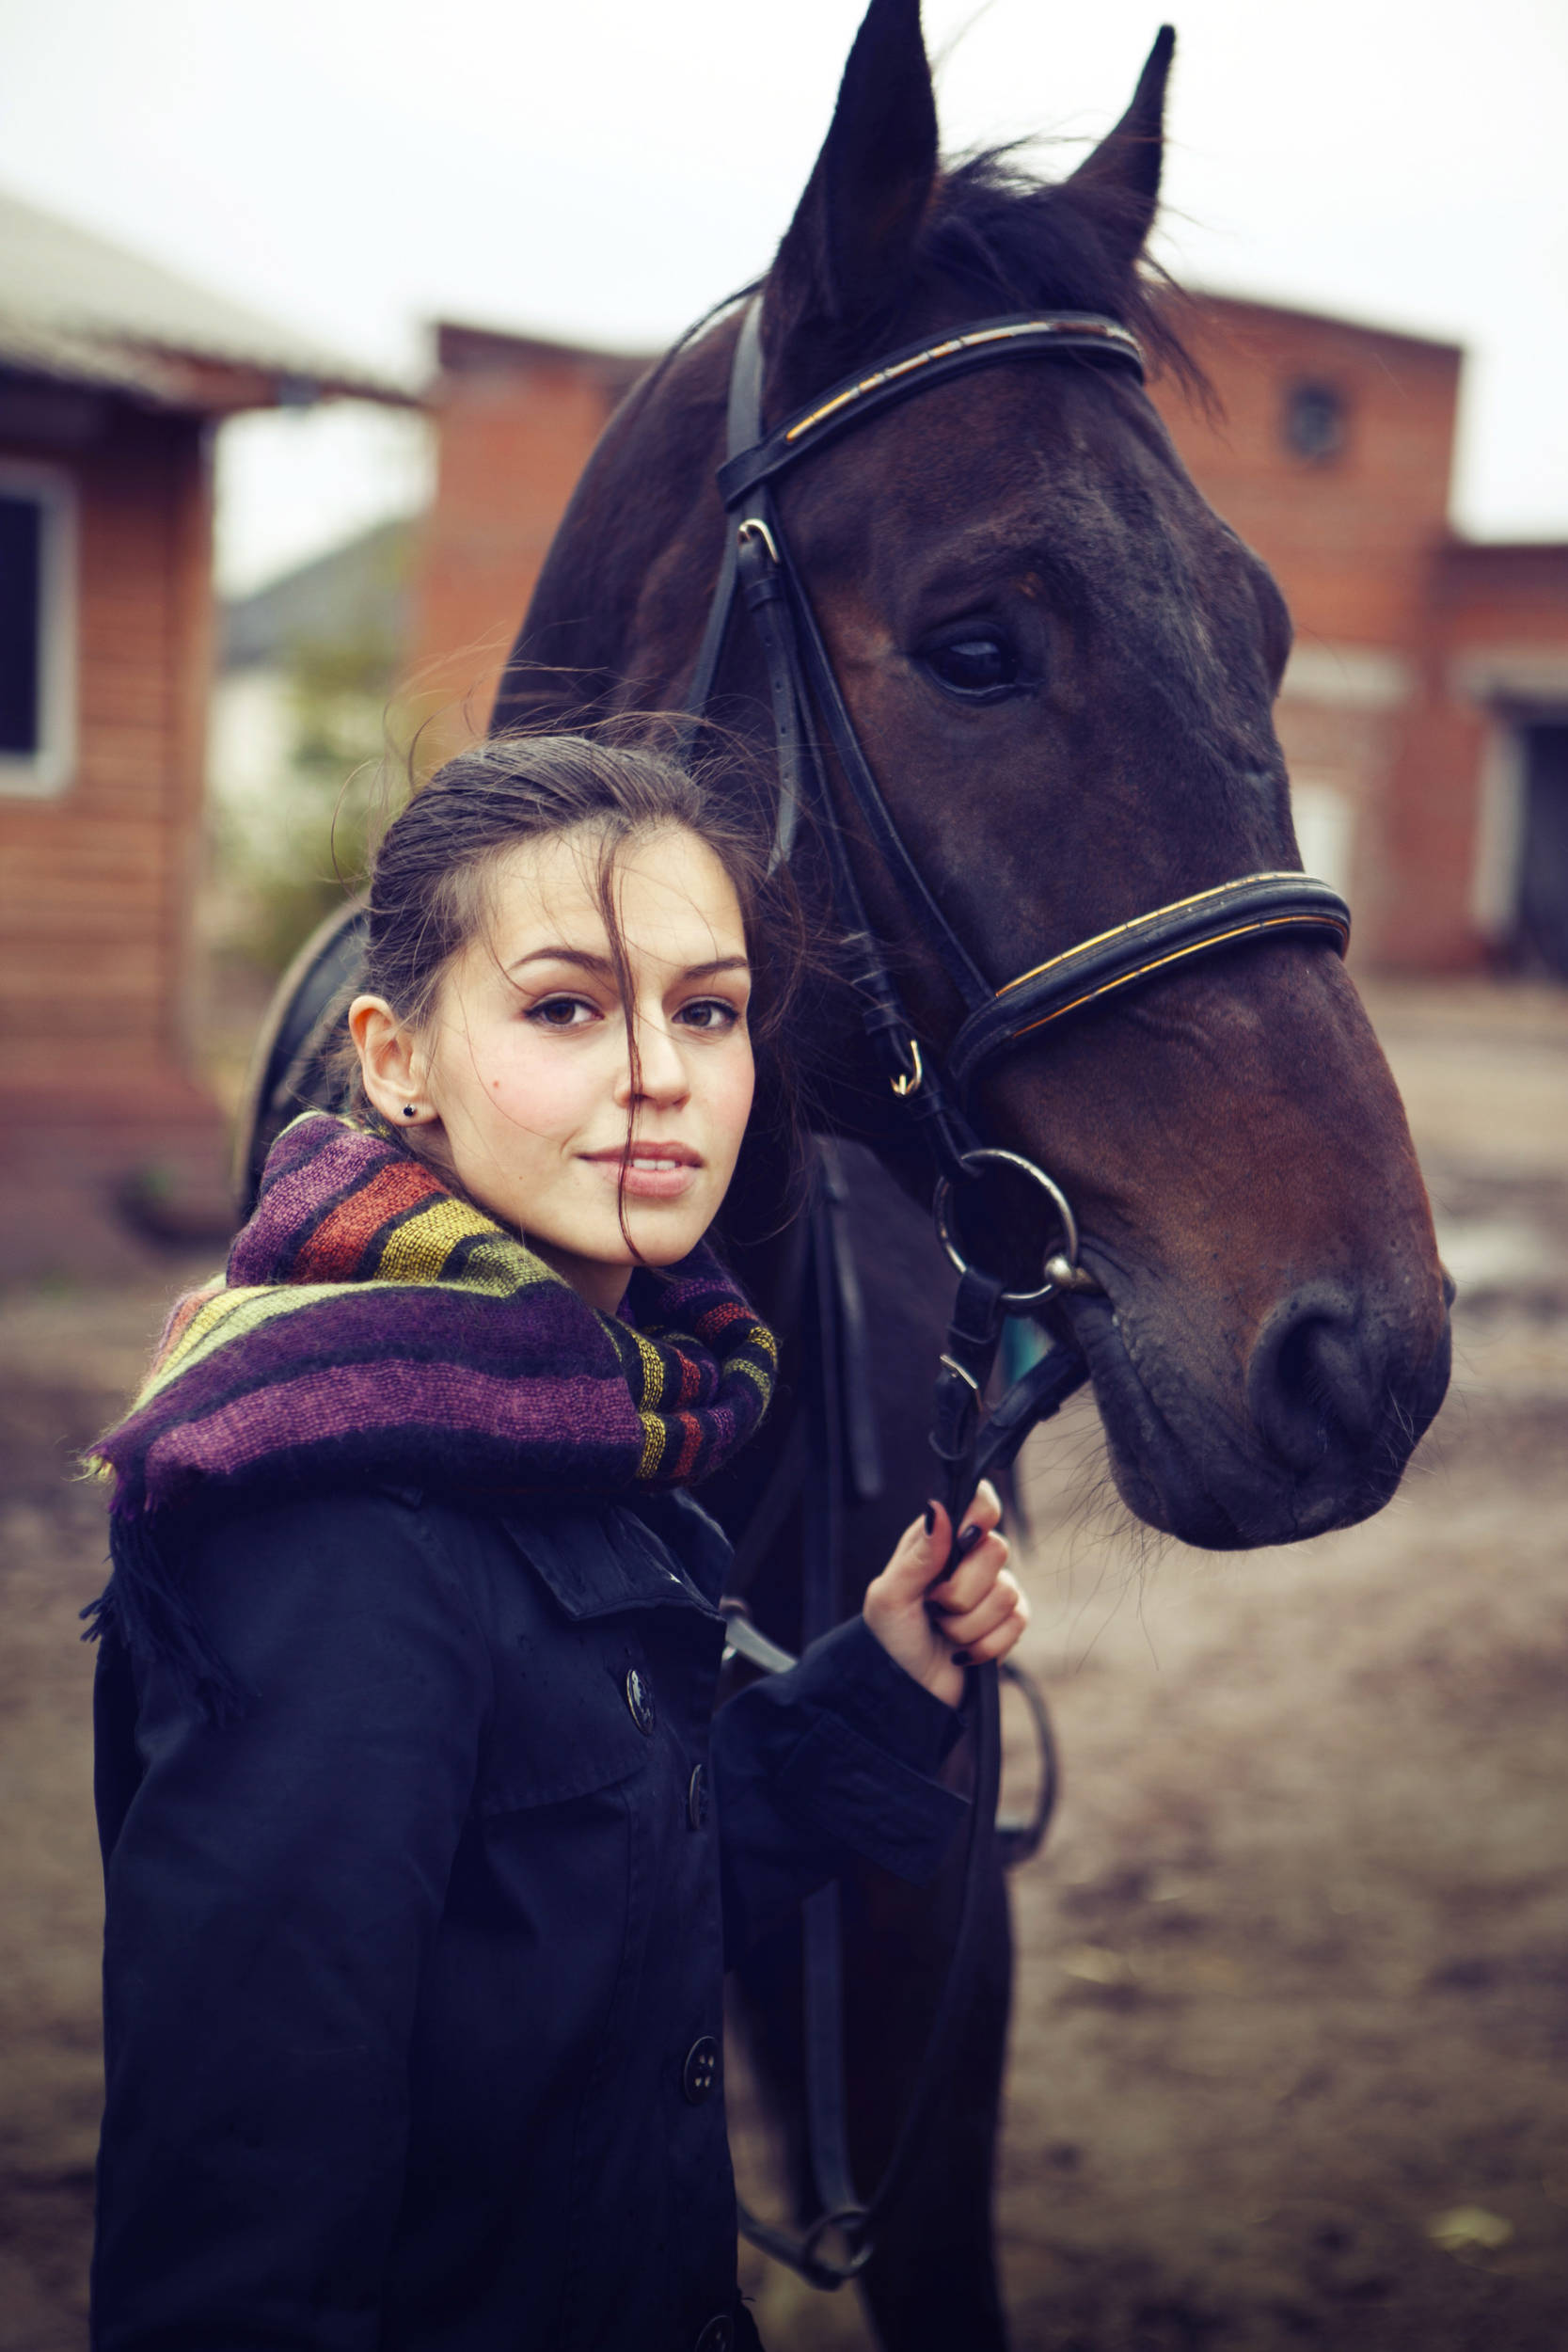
left=402, top=1104, right=418, bottom=1120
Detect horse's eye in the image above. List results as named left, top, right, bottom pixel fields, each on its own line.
left=920, top=631, right=1022, bottom=701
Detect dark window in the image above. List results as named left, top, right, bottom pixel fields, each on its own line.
left=1516, top=723, right=1568, bottom=978
left=1283, top=381, right=1347, bottom=464
left=0, top=491, right=42, bottom=755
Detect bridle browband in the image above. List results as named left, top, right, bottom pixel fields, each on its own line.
left=690, top=294, right=1351, bottom=2289
left=685, top=298, right=1349, bottom=1288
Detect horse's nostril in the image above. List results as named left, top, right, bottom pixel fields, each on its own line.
left=1247, top=1288, right=1384, bottom=1474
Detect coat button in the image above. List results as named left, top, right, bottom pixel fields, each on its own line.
left=624, top=1666, right=655, bottom=1735
left=686, top=1763, right=709, bottom=1831
left=682, top=2033, right=720, bottom=2104
left=693, top=2318, right=734, bottom=2352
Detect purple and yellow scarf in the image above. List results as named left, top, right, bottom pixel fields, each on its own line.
left=87, top=1110, right=775, bottom=1712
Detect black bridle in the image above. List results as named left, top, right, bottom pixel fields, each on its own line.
left=693, top=296, right=1351, bottom=2287
left=688, top=299, right=1349, bottom=1219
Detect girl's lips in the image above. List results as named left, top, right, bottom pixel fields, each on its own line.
left=581, top=1152, right=703, bottom=1203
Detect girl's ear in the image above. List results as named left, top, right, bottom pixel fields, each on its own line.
left=350, top=994, right=431, bottom=1126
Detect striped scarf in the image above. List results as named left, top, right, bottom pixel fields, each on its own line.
left=87, top=1110, right=776, bottom=1714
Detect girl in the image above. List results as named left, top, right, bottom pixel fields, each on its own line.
left=87, top=735, right=1026, bottom=2352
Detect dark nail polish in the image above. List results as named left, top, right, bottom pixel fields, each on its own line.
left=923, top=1502, right=937, bottom=1536
left=951, top=1649, right=971, bottom=1667
left=957, top=1522, right=985, bottom=1557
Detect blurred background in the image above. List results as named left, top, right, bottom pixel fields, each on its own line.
left=0, top=0, right=1564, bottom=2344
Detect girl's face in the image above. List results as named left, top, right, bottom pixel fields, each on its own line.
left=356, top=823, right=755, bottom=1312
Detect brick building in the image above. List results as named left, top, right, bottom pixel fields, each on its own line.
left=410, top=323, right=649, bottom=752
left=410, top=294, right=1568, bottom=977
left=0, top=190, right=411, bottom=1275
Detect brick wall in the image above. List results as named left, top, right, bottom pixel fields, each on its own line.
left=1385, top=542, right=1568, bottom=967
left=408, top=326, right=649, bottom=752
left=1148, top=298, right=1467, bottom=962
left=1153, top=298, right=1461, bottom=654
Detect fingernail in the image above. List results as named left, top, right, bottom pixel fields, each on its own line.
left=957, top=1522, right=985, bottom=1557
left=951, top=1649, right=971, bottom=1667
left=923, top=1502, right=937, bottom=1536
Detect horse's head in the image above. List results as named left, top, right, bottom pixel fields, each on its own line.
left=508, top=0, right=1451, bottom=1551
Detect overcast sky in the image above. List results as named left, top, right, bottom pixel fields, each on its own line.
left=3, top=0, right=1565, bottom=593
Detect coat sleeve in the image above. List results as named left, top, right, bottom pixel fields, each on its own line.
left=709, top=1614, right=970, bottom=1965
left=91, top=1490, right=491, bottom=2352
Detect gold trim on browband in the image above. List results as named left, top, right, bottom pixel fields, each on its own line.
left=782, top=318, right=1143, bottom=447
left=993, top=872, right=1334, bottom=1003
left=1006, top=912, right=1351, bottom=1041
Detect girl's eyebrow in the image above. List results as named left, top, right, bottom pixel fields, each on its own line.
left=506, top=947, right=752, bottom=979
left=684, top=956, right=752, bottom=980
left=507, top=947, right=612, bottom=977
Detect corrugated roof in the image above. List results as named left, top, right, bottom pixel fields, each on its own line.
left=0, top=186, right=416, bottom=409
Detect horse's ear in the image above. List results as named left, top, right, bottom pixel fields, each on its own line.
left=765, top=0, right=938, bottom=370
left=1064, top=24, right=1175, bottom=264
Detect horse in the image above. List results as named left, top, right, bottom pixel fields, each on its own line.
left=483, top=3, right=1451, bottom=2340
left=242, top=4, right=1452, bottom=2342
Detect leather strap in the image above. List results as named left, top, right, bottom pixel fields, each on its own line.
left=717, top=312, right=1144, bottom=509
left=817, top=1139, right=883, bottom=1505
left=736, top=520, right=808, bottom=874
left=677, top=303, right=766, bottom=738
left=800, top=1168, right=863, bottom=2254
left=753, top=490, right=993, bottom=1012
left=950, top=872, right=1351, bottom=1091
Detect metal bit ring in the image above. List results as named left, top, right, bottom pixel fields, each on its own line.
left=931, top=1147, right=1096, bottom=1309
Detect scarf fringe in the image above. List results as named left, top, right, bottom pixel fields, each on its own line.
left=83, top=1515, right=249, bottom=1727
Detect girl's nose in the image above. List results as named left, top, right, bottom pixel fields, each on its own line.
left=618, top=1016, right=689, bottom=1105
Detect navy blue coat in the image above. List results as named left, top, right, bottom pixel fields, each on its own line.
left=90, top=1484, right=966, bottom=2352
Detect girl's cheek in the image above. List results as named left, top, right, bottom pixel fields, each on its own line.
left=493, top=1034, right=601, bottom=1124
left=713, top=1052, right=755, bottom=1163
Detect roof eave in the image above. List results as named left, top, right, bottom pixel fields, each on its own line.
left=0, top=313, right=420, bottom=415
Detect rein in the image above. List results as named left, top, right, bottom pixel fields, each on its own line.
left=690, top=295, right=1351, bottom=2287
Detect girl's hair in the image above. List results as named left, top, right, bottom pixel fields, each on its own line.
left=342, top=726, right=810, bottom=1237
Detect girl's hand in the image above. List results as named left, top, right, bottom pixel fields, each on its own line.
left=862, top=1480, right=1027, bottom=1710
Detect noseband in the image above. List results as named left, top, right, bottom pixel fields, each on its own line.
left=686, top=298, right=1349, bottom=1294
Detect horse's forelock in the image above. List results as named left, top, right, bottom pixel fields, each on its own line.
left=919, top=152, right=1204, bottom=396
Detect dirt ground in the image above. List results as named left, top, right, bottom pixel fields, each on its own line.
left=3, top=978, right=1564, bottom=2351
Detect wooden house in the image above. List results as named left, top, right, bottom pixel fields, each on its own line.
left=0, top=190, right=412, bottom=1276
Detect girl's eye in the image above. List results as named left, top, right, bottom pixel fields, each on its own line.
left=918, top=629, right=1024, bottom=702
left=528, top=995, right=598, bottom=1029
left=676, top=998, right=742, bottom=1033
